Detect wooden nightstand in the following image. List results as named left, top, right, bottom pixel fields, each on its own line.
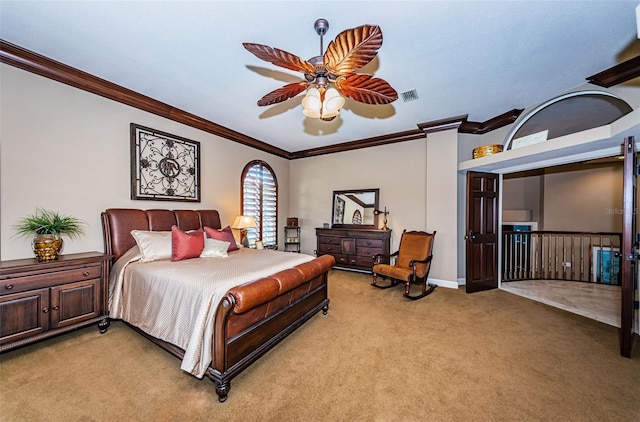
left=0, top=252, right=112, bottom=352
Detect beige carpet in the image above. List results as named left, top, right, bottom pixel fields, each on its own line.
left=1, top=269, right=639, bottom=421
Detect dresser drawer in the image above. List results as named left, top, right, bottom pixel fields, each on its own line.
left=318, top=235, right=341, bottom=246
left=356, top=247, right=384, bottom=258
left=318, top=244, right=342, bottom=254
left=331, top=254, right=350, bottom=266
left=356, top=238, right=383, bottom=249
left=352, top=256, right=376, bottom=268
left=0, top=265, right=102, bottom=295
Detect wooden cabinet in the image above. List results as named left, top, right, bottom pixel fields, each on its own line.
left=316, top=228, right=391, bottom=272
left=0, top=252, right=112, bottom=352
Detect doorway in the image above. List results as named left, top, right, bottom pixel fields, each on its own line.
left=500, top=156, right=638, bottom=335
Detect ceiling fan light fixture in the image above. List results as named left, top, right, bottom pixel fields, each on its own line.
left=244, top=18, right=397, bottom=123
left=322, top=88, right=345, bottom=116
left=302, top=86, right=345, bottom=120
left=302, top=87, right=322, bottom=111
left=303, top=108, right=322, bottom=119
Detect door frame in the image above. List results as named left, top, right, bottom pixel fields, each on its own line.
left=620, top=136, right=637, bottom=357
left=465, top=171, right=500, bottom=293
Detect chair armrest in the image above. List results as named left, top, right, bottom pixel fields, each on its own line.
left=409, top=255, right=433, bottom=267
left=373, top=250, right=399, bottom=264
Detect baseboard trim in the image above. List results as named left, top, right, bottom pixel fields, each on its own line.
left=428, top=278, right=460, bottom=289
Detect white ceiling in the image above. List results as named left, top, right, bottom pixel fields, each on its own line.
left=1, top=1, right=638, bottom=154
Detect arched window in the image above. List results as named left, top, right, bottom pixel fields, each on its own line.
left=241, top=160, right=278, bottom=247
left=352, top=210, right=362, bottom=224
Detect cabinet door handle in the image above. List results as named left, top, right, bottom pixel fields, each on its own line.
left=52, top=305, right=59, bottom=311
left=42, top=307, right=49, bottom=313
left=5, top=284, right=13, bottom=290
left=83, top=271, right=90, bottom=276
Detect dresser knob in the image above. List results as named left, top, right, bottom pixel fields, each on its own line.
left=52, top=305, right=59, bottom=311
left=42, top=307, right=49, bottom=313
left=5, top=284, right=13, bottom=290
left=83, top=271, right=90, bottom=276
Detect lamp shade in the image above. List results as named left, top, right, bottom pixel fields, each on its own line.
left=232, top=215, right=257, bottom=229
left=302, top=86, right=345, bottom=120
left=323, top=88, right=345, bottom=114
left=302, top=88, right=322, bottom=110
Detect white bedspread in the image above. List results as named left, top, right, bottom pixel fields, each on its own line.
left=109, top=247, right=314, bottom=378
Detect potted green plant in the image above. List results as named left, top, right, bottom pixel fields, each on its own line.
left=14, top=208, right=86, bottom=261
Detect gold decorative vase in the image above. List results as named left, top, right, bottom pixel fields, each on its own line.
left=32, top=235, right=63, bottom=261
left=472, top=144, right=503, bottom=159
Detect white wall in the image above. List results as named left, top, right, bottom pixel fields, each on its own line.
left=289, top=139, right=427, bottom=257
left=0, top=64, right=290, bottom=260
left=426, top=129, right=459, bottom=287
left=503, top=172, right=543, bottom=224
left=290, top=129, right=461, bottom=287
left=543, top=164, right=623, bottom=232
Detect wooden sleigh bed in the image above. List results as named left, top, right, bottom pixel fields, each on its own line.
left=101, top=208, right=334, bottom=402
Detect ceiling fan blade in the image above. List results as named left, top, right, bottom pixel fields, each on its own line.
left=256, top=81, right=310, bottom=106
left=243, top=43, right=316, bottom=74
left=323, top=25, right=383, bottom=76
left=335, top=74, right=398, bottom=105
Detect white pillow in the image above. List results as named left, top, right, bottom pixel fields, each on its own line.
left=131, top=230, right=172, bottom=262
left=200, top=238, right=230, bottom=258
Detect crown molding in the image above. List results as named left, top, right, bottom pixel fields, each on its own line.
left=1, top=39, right=524, bottom=160
left=417, top=115, right=467, bottom=134
left=289, top=129, right=425, bottom=159
left=459, top=109, right=524, bottom=134
left=0, top=40, right=290, bottom=159
left=415, top=109, right=523, bottom=136
left=586, top=55, right=640, bottom=88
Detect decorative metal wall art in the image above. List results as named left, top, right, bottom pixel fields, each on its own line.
left=130, top=123, right=201, bottom=202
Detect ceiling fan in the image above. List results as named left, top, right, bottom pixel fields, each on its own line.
left=243, top=18, right=398, bottom=121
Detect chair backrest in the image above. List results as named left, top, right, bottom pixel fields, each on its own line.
left=396, top=231, right=436, bottom=278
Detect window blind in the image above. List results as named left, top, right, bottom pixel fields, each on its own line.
left=242, top=161, right=277, bottom=246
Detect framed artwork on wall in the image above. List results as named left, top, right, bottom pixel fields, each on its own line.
left=130, top=123, right=201, bottom=202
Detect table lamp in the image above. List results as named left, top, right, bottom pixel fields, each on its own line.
left=232, top=215, right=257, bottom=247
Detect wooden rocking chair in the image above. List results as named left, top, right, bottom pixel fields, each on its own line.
left=371, top=230, right=437, bottom=300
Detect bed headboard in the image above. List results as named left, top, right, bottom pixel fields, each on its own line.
left=101, top=208, right=222, bottom=262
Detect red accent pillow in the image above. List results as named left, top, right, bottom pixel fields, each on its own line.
left=204, top=226, right=239, bottom=252
left=171, top=226, right=205, bottom=261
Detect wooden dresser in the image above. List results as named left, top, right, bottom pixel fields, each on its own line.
left=316, top=228, right=391, bottom=272
left=0, top=252, right=112, bottom=352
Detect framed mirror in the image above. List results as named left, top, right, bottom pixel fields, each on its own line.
left=331, top=188, right=379, bottom=228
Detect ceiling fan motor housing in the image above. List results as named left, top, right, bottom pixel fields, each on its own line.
left=314, top=18, right=329, bottom=36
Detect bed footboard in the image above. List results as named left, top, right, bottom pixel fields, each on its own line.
left=208, top=254, right=335, bottom=402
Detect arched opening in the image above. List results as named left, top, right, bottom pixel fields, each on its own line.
left=504, top=90, right=633, bottom=150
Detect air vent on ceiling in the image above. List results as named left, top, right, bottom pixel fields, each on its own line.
left=400, top=89, right=419, bottom=102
